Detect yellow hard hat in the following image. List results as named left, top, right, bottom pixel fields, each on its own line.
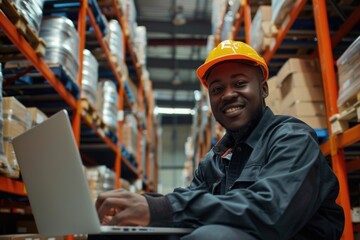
left=196, top=40, right=269, bottom=88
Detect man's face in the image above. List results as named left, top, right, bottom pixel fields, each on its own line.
left=206, top=61, right=268, bottom=132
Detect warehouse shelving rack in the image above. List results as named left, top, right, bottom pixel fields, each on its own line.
left=0, top=0, right=157, bottom=229
left=195, top=0, right=360, bottom=239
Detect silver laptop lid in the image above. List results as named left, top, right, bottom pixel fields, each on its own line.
left=13, top=110, right=102, bottom=236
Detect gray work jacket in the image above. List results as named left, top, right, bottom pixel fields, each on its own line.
left=145, top=107, right=344, bottom=239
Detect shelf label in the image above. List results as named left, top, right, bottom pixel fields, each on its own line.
left=118, top=110, right=124, bottom=121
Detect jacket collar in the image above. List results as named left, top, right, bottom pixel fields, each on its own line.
left=212, top=107, right=274, bottom=156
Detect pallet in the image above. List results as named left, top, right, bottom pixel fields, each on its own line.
left=330, top=97, right=360, bottom=135
left=81, top=98, right=109, bottom=134
left=0, top=0, right=46, bottom=58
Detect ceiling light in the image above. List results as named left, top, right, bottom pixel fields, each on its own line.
left=172, top=6, right=186, bottom=26
left=154, top=107, right=195, bottom=115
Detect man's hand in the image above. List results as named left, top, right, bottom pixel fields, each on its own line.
left=95, top=188, right=150, bottom=226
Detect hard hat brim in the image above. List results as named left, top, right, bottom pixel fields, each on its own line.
left=196, top=54, right=269, bottom=88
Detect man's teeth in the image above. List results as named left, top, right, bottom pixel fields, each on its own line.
left=225, top=107, right=240, bottom=113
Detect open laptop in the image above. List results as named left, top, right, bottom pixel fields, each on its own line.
left=13, top=109, right=193, bottom=236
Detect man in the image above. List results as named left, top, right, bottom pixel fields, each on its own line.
left=95, top=40, right=344, bottom=239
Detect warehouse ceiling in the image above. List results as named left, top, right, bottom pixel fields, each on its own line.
left=134, top=0, right=212, bottom=110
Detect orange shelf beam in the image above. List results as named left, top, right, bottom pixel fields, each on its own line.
left=0, top=176, right=26, bottom=196
left=337, top=124, right=360, bottom=150
left=321, top=124, right=360, bottom=157
left=0, top=11, right=77, bottom=109
left=262, top=0, right=307, bottom=63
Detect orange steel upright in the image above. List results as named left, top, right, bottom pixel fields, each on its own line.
left=136, top=80, right=145, bottom=175
left=115, top=79, right=125, bottom=188
left=72, top=0, right=88, bottom=146
left=312, top=0, right=353, bottom=239
left=243, top=0, right=251, bottom=44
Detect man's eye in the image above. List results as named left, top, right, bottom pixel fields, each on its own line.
left=235, top=81, right=246, bottom=88
left=210, top=86, right=222, bottom=95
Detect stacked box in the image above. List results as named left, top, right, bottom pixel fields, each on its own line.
left=250, top=6, right=277, bottom=54
left=122, top=114, right=138, bottom=155
left=271, top=0, right=297, bottom=28
left=2, top=97, right=32, bottom=178
left=336, top=36, right=360, bottom=110
left=27, top=107, right=47, bottom=127
left=266, top=75, right=281, bottom=114
left=276, top=59, right=327, bottom=129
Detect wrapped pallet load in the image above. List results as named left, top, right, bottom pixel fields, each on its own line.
left=39, top=16, right=80, bottom=84
left=271, top=0, right=297, bottom=28
left=250, top=6, right=277, bottom=54
left=97, top=79, right=119, bottom=134
left=336, top=36, right=360, bottom=111
left=81, top=49, right=99, bottom=106
left=12, top=0, right=45, bottom=35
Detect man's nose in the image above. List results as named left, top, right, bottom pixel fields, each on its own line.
left=222, top=86, right=237, bottom=100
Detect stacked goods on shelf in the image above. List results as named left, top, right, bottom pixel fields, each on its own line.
left=219, top=0, right=241, bottom=41
left=27, top=107, right=47, bottom=127
left=81, top=49, right=99, bottom=106
left=108, top=19, right=125, bottom=73
left=1, top=97, right=31, bottom=178
left=211, top=0, right=228, bottom=35
left=39, top=16, right=80, bottom=84
left=133, top=26, right=147, bottom=67
left=0, top=65, right=7, bottom=177
left=121, top=0, right=137, bottom=43
left=96, top=79, right=119, bottom=134
left=12, top=0, right=44, bottom=35
left=330, top=37, right=360, bottom=135
left=265, top=75, right=281, bottom=114
left=126, top=77, right=138, bottom=112
left=85, top=165, right=115, bottom=202
left=122, top=114, right=138, bottom=156
left=220, top=4, right=234, bottom=41
left=141, top=68, right=152, bottom=106
left=271, top=0, right=296, bottom=28
left=250, top=6, right=277, bottom=54
left=276, top=58, right=326, bottom=129
left=336, top=36, right=360, bottom=111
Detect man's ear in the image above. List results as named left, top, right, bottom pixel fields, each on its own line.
left=262, top=81, right=269, bottom=98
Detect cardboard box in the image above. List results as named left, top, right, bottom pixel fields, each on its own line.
left=279, top=72, right=323, bottom=88
left=296, top=116, right=328, bottom=129
left=280, top=87, right=324, bottom=110
left=277, top=58, right=321, bottom=84
left=3, top=97, right=31, bottom=124
left=281, top=102, right=326, bottom=117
